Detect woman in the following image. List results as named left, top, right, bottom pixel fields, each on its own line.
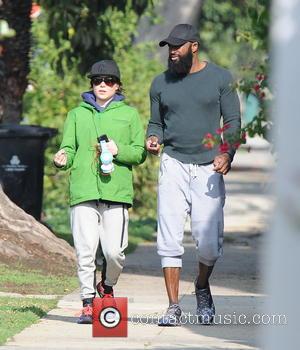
left=53, top=59, right=146, bottom=324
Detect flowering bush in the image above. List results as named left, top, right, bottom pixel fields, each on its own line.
left=202, top=124, right=247, bottom=153
left=202, top=70, right=273, bottom=153
left=200, top=0, right=272, bottom=144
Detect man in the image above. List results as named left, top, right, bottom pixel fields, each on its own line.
left=54, top=60, right=146, bottom=324
left=146, top=24, right=241, bottom=326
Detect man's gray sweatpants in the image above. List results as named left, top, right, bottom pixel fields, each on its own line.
left=157, top=153, right=226, bottom=268
left=71, top=201, right=128, bottom=300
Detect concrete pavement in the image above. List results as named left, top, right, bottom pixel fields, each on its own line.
left=1, top=148, right=274, bottom=350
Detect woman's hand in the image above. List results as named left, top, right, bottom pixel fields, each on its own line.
left=53, top=149, right=67, bottom=167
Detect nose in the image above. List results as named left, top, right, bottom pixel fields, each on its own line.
left=169, top=46, right=178, bottom=54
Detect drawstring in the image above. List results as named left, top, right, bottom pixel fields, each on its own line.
left=189, top=164, right=198, bottom=178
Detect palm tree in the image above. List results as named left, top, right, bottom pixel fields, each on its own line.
left=0, top=0, right=32, bottom=124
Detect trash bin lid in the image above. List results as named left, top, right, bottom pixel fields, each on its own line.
left=0, top=124, right=58, bottom=139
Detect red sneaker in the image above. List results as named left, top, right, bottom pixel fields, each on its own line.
left=96, top=280, right=105, bottom=298
left=96, top=281, right=114, bottom=298
left=102, top=290, right=114, bottom=298
left=77, top=304, right=93, bottom=324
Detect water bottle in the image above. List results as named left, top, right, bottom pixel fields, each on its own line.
left=98, top=135, right=114, bottom=175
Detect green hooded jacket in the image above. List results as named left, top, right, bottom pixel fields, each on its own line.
left=57, top=100, right=146, bottom=206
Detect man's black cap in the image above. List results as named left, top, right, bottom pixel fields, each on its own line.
left=159, top=24, right=200, bottom=47
left=87, top=60, right=120, bottom=80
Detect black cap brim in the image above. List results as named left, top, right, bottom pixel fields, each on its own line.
left=87, top=73, right=120, bottom=81
left=159, top=37, right=188, bottom=47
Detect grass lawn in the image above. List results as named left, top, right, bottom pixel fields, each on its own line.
left=126, top=217, right=156, bottom=253
left=0, top=264, right=77, bottom=345
left=46, top=211, right=156, bottom=253
left=0, top=212, right=156, bottom=345
left=0, top=296, right=57, bottom=345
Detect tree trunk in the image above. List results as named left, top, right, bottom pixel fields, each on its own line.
left=0, top=0, right=32, bottom=124
left=0, top=185, right=76, bottom=275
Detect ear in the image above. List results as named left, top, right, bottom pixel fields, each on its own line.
left=191, top=41, right=199, bottom=53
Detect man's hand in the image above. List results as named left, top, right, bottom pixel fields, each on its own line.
left=106, top=139, right=118, bottom=156
left=213, top=153, right=231, bottom=175
left=146, top=136, right=161, bottom=155
left=53, top=149, right=67, bottom=167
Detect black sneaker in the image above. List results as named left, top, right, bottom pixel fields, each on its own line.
left=195, top=284, right=215, bottom=325
left=158, top=304, right=182, bottom=327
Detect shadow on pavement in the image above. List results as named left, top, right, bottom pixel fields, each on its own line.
left=45, top=314, right=78, bottom=323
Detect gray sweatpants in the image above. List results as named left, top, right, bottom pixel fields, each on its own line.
left=157, top=153, right=226, bottom=268
left=70, top=201, right=128, bottom=300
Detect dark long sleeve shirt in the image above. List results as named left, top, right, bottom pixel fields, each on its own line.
left=147, top=62, right=241, bottom=164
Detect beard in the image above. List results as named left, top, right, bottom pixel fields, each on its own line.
left=168, top=48, right=193, bottom=76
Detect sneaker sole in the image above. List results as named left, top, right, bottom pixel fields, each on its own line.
left=197, top=315, right=214, bottom=325
left=77, top=318, right=93, bottom=324
left=158, top=321, right=181, bottom=327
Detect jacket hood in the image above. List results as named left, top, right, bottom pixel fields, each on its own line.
left=81, top=91, right=125, bottom=112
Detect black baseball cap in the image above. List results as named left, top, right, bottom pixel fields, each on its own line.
left=159, top=24, right=200, bottom=47
left=87, top=60, right=121, bottom=80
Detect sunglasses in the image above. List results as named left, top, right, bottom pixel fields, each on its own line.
left=91, top=76, right=118, bottom=87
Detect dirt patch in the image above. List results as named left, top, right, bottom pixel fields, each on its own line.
left=0, top=282, right=50, bottom=295
left=0, top=255, right=76, bottom=276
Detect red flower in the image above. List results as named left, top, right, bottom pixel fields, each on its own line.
left=233, top=141, right=241, bottom=149
left=205, top=133, right=214, bottom=139
left=241, top=132, right=247, bottom=141
left=204, top=142, right=214, bottom=150
left=219, top=142, right=229, bottom=153
left=253, top=83, right=260, bottom=92
left=256, top=73, right=266, bottom=81
left=216, top=124, right=230, bottom=135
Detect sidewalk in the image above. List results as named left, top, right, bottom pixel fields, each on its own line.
left=1, top=149, right=274, bottom=350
